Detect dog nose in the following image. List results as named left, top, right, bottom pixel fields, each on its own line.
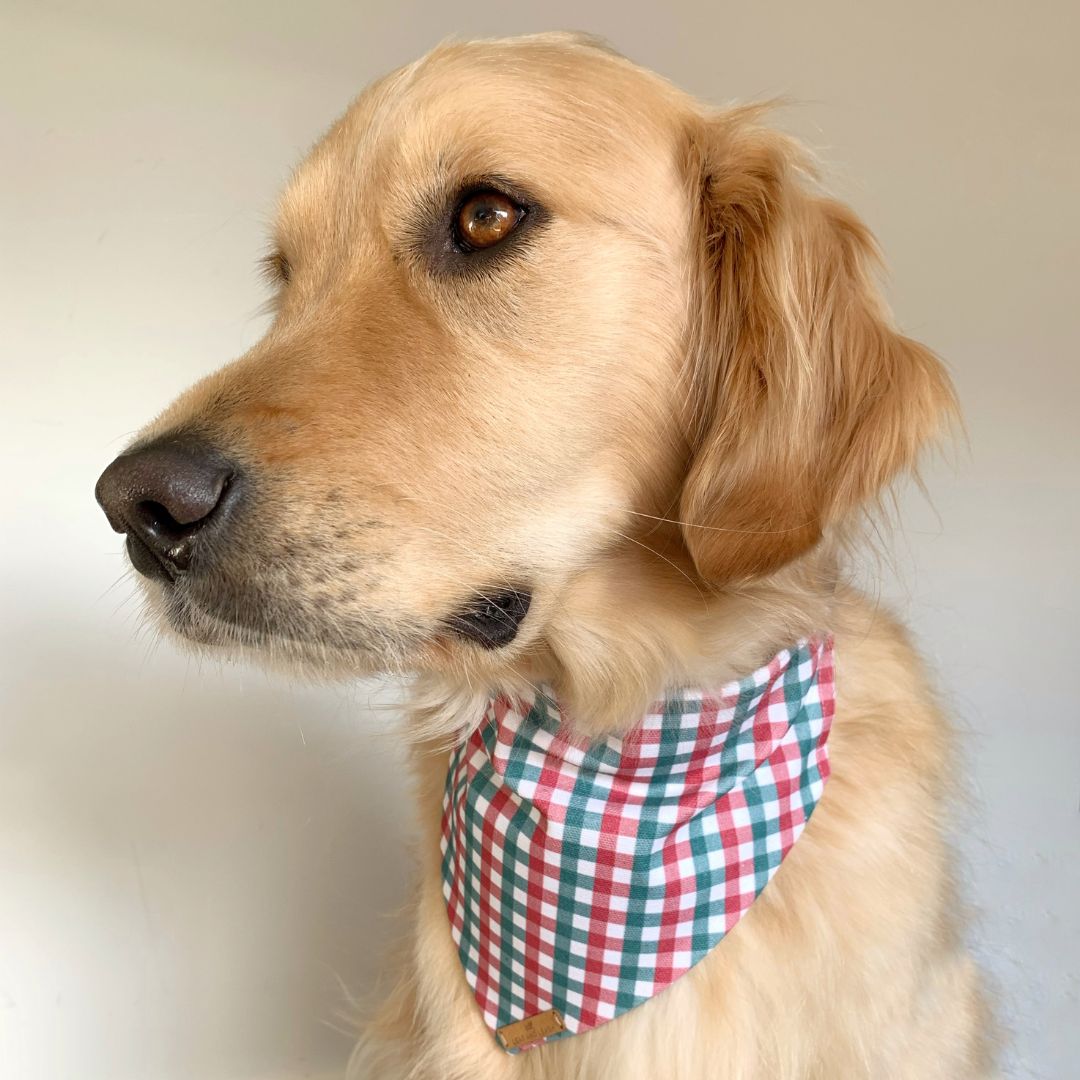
left=95, top=435, right=239, bottom=582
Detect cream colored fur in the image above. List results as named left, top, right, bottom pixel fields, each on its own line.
left=115, top=33, right=994, bottom=1080
left=349, top=581, right=993, bottom=1080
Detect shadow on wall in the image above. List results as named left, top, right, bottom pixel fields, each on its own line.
left=0, top=607, right=414, bottom=1080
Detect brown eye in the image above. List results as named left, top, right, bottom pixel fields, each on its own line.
left=454, top=190, right=524, bottom=251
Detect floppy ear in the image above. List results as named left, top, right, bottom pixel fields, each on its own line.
left=679, top=109, right=956, bottom=583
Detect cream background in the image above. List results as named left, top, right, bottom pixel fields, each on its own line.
left=2, top=1, right=1077, bottom=1077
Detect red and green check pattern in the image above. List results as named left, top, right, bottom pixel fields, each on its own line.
left=441, top=637, right=835, bottom=1052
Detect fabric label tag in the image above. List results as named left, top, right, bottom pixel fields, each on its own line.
left=496, top=1009, right=565, bottom=1051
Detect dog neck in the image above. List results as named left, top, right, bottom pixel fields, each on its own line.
left=415, top=538, right=841, bottom=742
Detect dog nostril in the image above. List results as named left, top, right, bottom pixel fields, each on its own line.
left=138, top=500, right=182, bottom=533
left=135, top=496, right=212, bottom=539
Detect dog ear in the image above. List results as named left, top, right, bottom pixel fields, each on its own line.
left=679, top=110, right=956, bottom=583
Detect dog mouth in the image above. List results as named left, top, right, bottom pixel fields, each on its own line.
left=150, top=574, right=418, bottom=667
left=442, top=588, right=532, bottom=649
left=148, top=570, right=533, bottom=668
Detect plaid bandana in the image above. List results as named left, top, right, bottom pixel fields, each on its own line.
left=441, top=637, right=835, bottom=1052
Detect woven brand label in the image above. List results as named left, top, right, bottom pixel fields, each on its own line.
left=496, top=1009, right=565, bottom=1051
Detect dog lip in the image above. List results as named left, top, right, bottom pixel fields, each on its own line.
left=444, top=587, right=532, bottom=649
left=125, top=530, right=178, bottom=584
left=164, top=585, right=416, bottom=661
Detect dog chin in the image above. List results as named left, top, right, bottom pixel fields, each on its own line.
left=138, top=578, right=415, bottom=678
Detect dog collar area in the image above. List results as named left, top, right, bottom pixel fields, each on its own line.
left=440, top=636, right=835, bottom=1052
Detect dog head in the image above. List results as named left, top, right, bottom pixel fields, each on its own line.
left=96, top=34, right=953, bottom=696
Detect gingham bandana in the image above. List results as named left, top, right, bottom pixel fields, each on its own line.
left=441, top=636, right=835, bottom=1052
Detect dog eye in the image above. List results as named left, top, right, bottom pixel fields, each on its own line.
left=454, top=190, right=525, bottom=251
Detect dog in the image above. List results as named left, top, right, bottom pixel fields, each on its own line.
left=95, top=33, right=993, bottom=1080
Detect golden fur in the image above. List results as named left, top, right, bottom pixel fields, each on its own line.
left=120, top=33, right=992, bottom=1079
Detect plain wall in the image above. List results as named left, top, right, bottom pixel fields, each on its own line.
left=2, top=1, right=1077, bottom=1078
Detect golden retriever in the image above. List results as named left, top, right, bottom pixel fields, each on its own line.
left=95, top=33, right=993, bottom=1080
